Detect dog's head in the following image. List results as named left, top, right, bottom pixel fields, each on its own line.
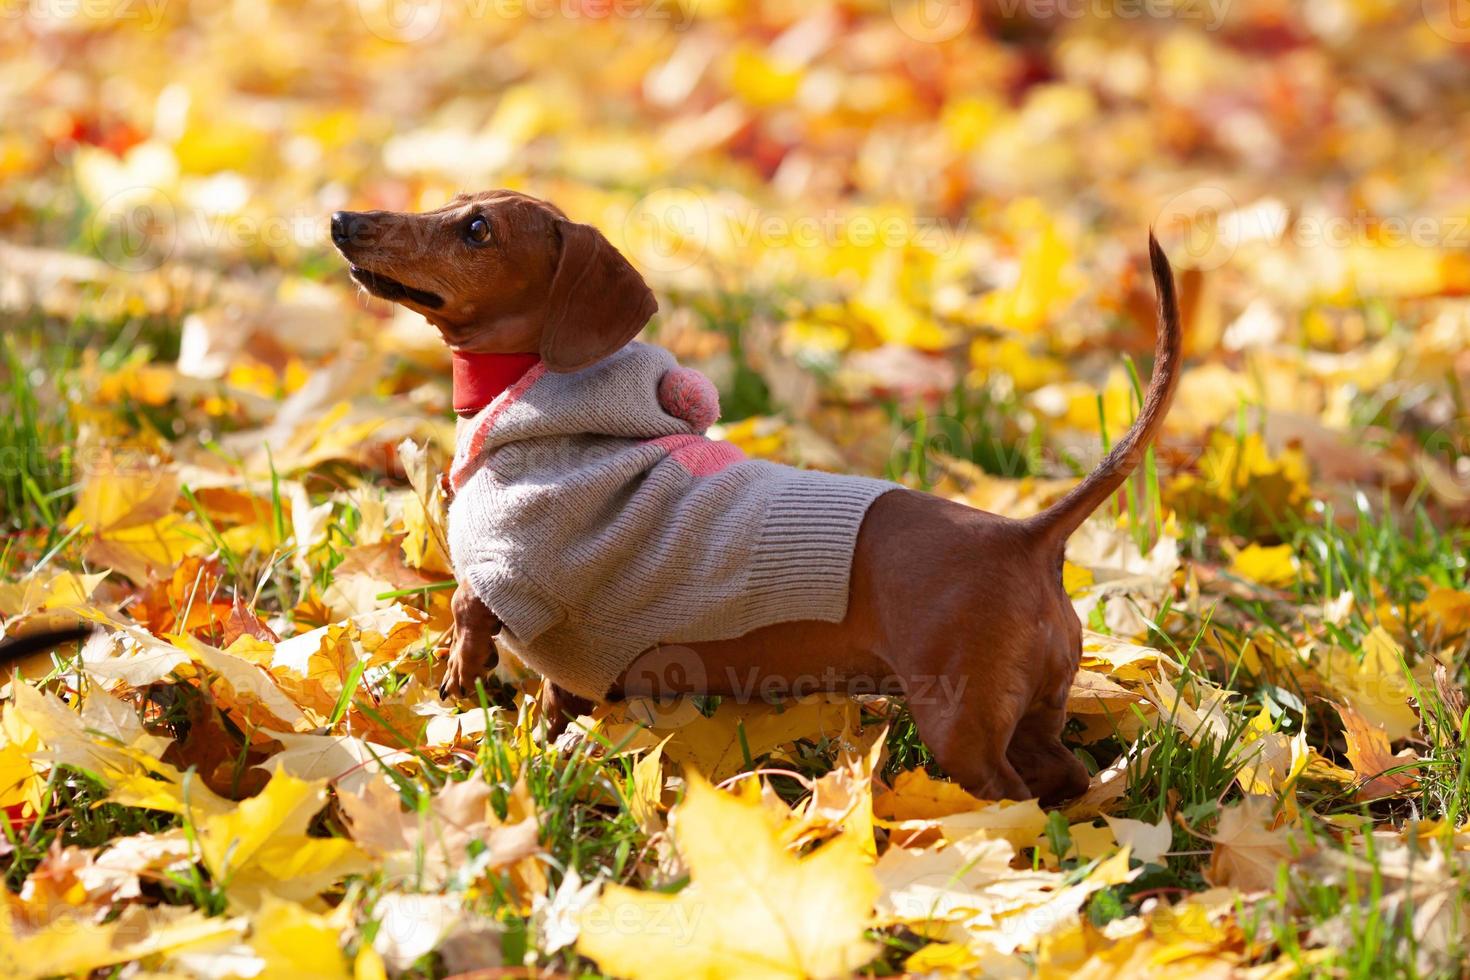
left=330, top=190, right=657, bottom=372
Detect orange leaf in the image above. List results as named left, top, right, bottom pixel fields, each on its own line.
left=1336, top=702, right=1418, bottom=800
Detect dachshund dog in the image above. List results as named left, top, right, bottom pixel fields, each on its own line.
left=332, top=191, right=1180, bottom=804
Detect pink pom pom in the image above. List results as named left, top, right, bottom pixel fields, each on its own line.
left=658, top=367, right=721, bottom=432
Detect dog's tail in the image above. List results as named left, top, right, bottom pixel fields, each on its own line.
left=1023, top=232, right=1181, bottom=551
left=0, top=626, right=96, bottom=662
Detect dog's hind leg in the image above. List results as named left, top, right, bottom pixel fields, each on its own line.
left=540, top=682, right=594, bottom=740
left=905, top=656, right=1031, bottom=801
left=1007, top=702, right=1090, bottom=806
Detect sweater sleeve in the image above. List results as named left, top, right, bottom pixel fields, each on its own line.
left=462, top=562, right=566, bottom=648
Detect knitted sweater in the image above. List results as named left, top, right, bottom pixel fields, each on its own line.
left=446, top=343, right=896, bottom=700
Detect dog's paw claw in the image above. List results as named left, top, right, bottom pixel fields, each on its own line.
left=439, top=652, right=493, bottom=702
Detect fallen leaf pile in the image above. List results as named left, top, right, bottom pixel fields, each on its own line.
left=3, top=2, right=1470, bottom=977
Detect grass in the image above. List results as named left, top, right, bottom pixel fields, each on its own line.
left=3, top=769, right=181, bottom=892
left=1250, top=818, right=1467, bottom=978
left=0, top=308, right=190, bottom=544
left=884, top=378, right=1037, bottom=488
left=0, top=329, right=78, bottom=541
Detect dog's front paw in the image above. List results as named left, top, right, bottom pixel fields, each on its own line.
left=439, top=631, right=498, bottom=700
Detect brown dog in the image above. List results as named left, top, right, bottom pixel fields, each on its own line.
left=332, top=191, right=1180, bottom=804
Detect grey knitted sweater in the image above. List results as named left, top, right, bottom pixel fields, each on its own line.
left=446, top=343, right=896, bottom=699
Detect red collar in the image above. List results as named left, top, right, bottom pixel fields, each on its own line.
left=452, top=351, right=541, bottom=414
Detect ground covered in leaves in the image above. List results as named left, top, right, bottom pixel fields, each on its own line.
left=4, top=2, right=1470, bottom=977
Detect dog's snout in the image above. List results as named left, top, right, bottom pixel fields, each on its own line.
left=330, top=210, right=363, bottom=248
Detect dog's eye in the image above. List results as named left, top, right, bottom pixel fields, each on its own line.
left=465, top=217, right=492, bottom=244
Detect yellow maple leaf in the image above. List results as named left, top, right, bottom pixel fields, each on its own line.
left=0, top=901, right=236, bottom=979
left=627, top=736, right=670, bottom=835
left=174, top=117, right=271, bottom=175
left=248, top=896, right=353, bottom=980
left=1233, top=707, right=1310, bottom=817
left=1206, top=796, right=1304, bottom=893
left=1313, top=627, right=1419, bottom=741
left=848, top=290, right=954, bottom=351
left=0, top=684, right=54, bottom=813
left=1036, top=821, right=1119, bottom=864
left=1145, top=897, right=1231, bottom=962
left=0, top=569, right=109, bottom=624
left=1425, top=586, right=1470, bottom=639
left=794, top=735, right=885, bottom=856
left=266, top=607, right=429, bottom=719
left=1052, top=369, right=1139, bottom=436
left=1103, top=815, right=1172, bottom=865
left=577, top=772, right=879, bottom=979
left=112, top=766, right=366, bottom=910
left=1165, top=430, right=1311, bottom=534
left=63, top=458, right=207, bottom=582
left=938, top=798, right=1050, bottom=851
left=193, top=768, right=368, bottom=909
left=613, top=694, right=853, bottom=784
left=1228, top=542, right=1300, bottom=589
left=1341, top=241, right=1449, bottom=299
left=715, top=416, right=793, bottom=461
left=874, top=768, right=985, bottom=822
left=969, top=198, right=1084, bottom=334
left=95, top=353, right=174, bottom=406
left=729, top=45, right=803, bottom=107
left=1067, top=669, right=1147, bottom=720
left=108, top=766, right=234, bottom=821
left=905, top=940, right=986, bottom=974
left=7, top=680, right=187, bottom=799
left=398, top=438, right=452, bottom=575
left=1061, top=560, right=1095, bottom=595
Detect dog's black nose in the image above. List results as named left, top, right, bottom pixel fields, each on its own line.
left=330, top=210, right=357, bottom=247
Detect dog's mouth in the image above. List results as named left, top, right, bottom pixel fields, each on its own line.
left=349, top=265, right=445, bottom=309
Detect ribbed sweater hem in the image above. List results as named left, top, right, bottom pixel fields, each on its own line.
left=464, top=565, right=564, bottom=648
left=745, top=472, right=895, bottom=628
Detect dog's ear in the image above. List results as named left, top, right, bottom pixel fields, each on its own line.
left=539, top=220, right=657, bottom=373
